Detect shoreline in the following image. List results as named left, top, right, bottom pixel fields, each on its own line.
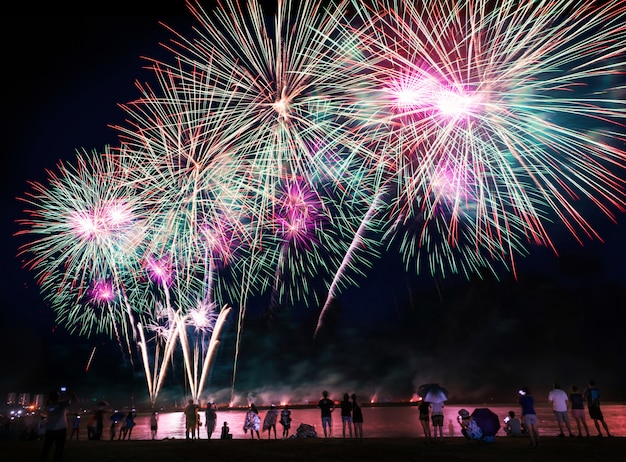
left=6, top=435, right=624, bottom=462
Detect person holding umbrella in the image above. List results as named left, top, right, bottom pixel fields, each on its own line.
left=417, top=383, right=448, bottom=443
left=430, top=401, right=445, bottom=443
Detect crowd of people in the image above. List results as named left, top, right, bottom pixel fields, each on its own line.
left=8, top=377, right=614, bottom=461
left=316, top=390, right=364, bottom=441
left=417, top=379, right=613, bottom=447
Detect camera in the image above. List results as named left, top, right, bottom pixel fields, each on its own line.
left=60, top=386, right=67, bottom=392
left=518, top=389, right=526, bottom=396
left=504, top=416, right=510, bottom=423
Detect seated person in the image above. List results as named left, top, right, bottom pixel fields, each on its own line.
left=220, top=421, right=232, bottom=439
left=458, top=409, right=483, bottom=441
left=503, top=410, right=524, bottom=436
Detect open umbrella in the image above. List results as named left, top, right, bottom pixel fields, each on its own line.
left=417, top=383, right=449, bottom=403
left=471, top=408, right=500, bottom=439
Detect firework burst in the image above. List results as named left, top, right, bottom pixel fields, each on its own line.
left=344, top=0, right=626, bottom=278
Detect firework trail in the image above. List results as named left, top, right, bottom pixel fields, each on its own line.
left=314, top=182, right=386, bottom=337
left=85, top=346, right=97, bottom=372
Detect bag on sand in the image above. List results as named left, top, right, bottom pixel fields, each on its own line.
left=295, top=423, right=317, bottom=438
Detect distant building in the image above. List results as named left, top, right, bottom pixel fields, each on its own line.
left=18, top=393, right=31, bottom=407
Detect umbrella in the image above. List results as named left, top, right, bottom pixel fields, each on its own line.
left=417, top=383, right=449, bottom=403
left=110, top=411, right=125, bottom=422
left=471, top=408, right=500, bottom=438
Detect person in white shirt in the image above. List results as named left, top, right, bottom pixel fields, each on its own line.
left=548, top=382, right=574, bottom=437
left=39, top=388, right=77, bottom=461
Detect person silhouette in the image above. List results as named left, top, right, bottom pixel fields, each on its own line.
left=569, top=385, right=590, bottom=437
left=519, top=387, right=540, bottom=446
left=584, top=379, right=612, bottom=437
left=340, top=393, right=353, bottom=438
left=430, top=401, right=445, bottom=443
left=184, top=399, right=199, bottom=440
left=205, top=401, right=217, bottom=439
left=40, top=389, right=77, bottom=462
left=221, top=421, right=231, bottom=439
left=280, top=405, right=292, bottom=439
left=150, top=411, right=158, bottom=440
left=503, top=410, right=523, bottom=436
left=318, top=390, right=335, bottom=438
left=263, top=404, right=279, bottom=439
left=351, top=394, right=364, bottom=442
left=243, top=403, right=261, bottom=439
left=418, top=400, right=431, bottom=443
left=121, top=410, right=136, bottom=440
left=548, top=383, right=574, bottom=437
left=69, top=413, right=80, bottom=440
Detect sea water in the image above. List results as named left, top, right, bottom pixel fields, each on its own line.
left=104, top=403, right=625, bottom=440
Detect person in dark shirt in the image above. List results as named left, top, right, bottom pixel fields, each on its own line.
left=569, top=385, right=590, bottom=437
left=317, top=390, right=335, bottom=438
left=340, top=393, right=353, bottom=438
left=584, top=380, right=612, bottom=437
left=351, top=394, right=364, bottom=442
left=519, top=387, right=540, bottom=446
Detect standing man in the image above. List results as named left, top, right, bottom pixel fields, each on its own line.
left=69, top=413, right=80, bottom=440
left=205, top=400, right=217, bottom=439
left=340, top=393, right=353, bottom=439
left=39, top=388, right=77, bottom=462
left=584, top=379, right=612, bottom=437
left=184, top=399, right=199, bottom=440
left=548, top=383, right=574, bottom=437
left=430, top=401, right=445, bottom=442
left=318, top=390, right=335, bottom=438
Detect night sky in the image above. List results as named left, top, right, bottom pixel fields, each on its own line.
left=2, top=6, right=626, bottom=409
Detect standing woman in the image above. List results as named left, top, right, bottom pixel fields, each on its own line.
left=243, top=403, right=261, bottom=439
left=351, top=394, right=364, bottom=442
left=39, top=388, right=77, bottom=462
left=519, top=387, right=540, bottom=446
left=280, top=405, right=292, bottom=439
left=122, top=410, right=136, bottom=440
left=418, top=399, right=432, bottom=443
left=569, top=385, right=590, bottom=437
left=150, top=411, right=159, bottom=440
left=262, top=404, right=279, bottom=440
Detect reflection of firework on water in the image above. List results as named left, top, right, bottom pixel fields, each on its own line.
left=345, top=0, right=626, bottom=277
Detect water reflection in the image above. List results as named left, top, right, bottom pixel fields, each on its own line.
left=111, top=403, right=626, bottom=441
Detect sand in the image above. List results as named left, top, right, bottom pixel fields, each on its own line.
left=4, top=436, right=624, bottom=462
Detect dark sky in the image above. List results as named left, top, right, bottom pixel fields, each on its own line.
left=2, top=6, right=626, bottom=409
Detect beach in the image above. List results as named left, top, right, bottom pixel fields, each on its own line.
left=5, top=436, right=625, bottom=462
